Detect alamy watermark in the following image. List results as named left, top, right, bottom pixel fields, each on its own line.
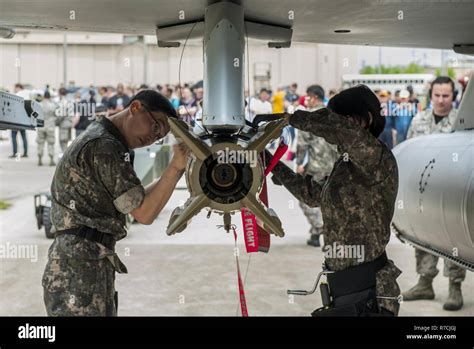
left=323, top=242, right=365, bottom=263
left=0, top=242, right=38, bottom=262
left=55, top=101, right=97, bottom=121
left=18, top=323, right=55, bottom=342
left=216, top=147, right=259, bottom=168
left=381, top=101, right=419, bottom=118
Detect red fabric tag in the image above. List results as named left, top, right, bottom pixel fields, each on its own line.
left=241, top=208, right=259, bottom=253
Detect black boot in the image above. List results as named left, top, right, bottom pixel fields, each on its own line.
left=402, top=275, right=435, bottom=301
left=307, top=233, right=320, bottom=247
left=443, top=280, right=463, bottom=311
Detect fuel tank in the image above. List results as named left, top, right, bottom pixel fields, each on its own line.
left=392, top=130, right=474, bottom=270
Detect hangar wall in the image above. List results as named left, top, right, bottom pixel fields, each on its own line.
left=0, top=31, right=359, bottom=94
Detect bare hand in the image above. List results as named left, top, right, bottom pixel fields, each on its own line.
left=170, top=143, right=190, bottom=171
left=296, top=165, right=305, bottom=174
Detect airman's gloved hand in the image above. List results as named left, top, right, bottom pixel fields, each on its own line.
left=263, top=149, right=283, bottom=186
left=253, top=113, right=290, bottom=128
left=271, top=175, right=283, bottom=186
left=293, top=107, right=329, bottom=120
left=263, top=149, right=273, bottom=167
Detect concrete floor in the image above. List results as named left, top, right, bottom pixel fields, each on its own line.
left=0, top=131, right=472, bottom=316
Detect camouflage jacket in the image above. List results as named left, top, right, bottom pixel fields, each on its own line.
left=50, top=116, right=145, bottom=241
left=56, top=97, right=73, bottom=129
left=39, top=100, right=58, bottom=130
left=296, top=105, right=339, bottom=178
left=407, top=108, right=457, bottom=139
left=272, top=108, right=400, bottom=277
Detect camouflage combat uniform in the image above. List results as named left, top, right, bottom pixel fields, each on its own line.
left=37, top=99, right=57, bottom=161
left=42, top=116, right=145, bottom=316
left=271, top=108, right=402, bottom=315
left=296, top=105, right=339, bottom=236
left=56, top=97, right=73, bottom=152
left=406, top=108, right=465, bottom=283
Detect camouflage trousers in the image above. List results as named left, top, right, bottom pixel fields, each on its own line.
left=299, top=201, right=324, bottom=235
left=59, top=128, right=72, bottom=152
left=415, top=248, right=466, bottom=283
left=37, top=128, right=56, bottom=158
left=42, top=257, right=117, bottom=316
left=376, top=261, right=402, bottom=316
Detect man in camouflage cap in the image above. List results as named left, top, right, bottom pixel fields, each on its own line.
left=42, top=89, right=189, bottom=316
left=295, top=85, right=338, bottom=247
left=402, top=76, right=465, bottom=311
left=263, top=85, right=402, bottom=316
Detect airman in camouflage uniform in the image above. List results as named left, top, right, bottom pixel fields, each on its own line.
left=406, top=108, right=457, bottom=139
left=296, top=105, right=338, bottom=246
left=402, top=78, right=465, bottom=311
left=37, top=92, right=58, bottom=166
left=266, top=86, right=401, bottom=315
left=43, top=116, right=144, bottom=316
left=43, top=90, right=187, bottom=316
left=56, top=88, right=73, bottom=154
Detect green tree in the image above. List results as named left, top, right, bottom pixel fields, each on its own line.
left=360, top=66, right=376, bottom=74
left=359, top=62, right=426, bottom=74
left=435, top=67, right=456, bottom=79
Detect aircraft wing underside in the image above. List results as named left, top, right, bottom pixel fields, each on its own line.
left=1, top=0, right=474, bottom=51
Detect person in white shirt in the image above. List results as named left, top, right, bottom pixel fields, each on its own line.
left=9, top=83, right=30, bottom=158
left=247, top=88, right=272, bottom=123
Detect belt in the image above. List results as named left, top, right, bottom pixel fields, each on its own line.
left=55, top=226, right=116, bottom=251
left=326, top=251, right=388, bottom=298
